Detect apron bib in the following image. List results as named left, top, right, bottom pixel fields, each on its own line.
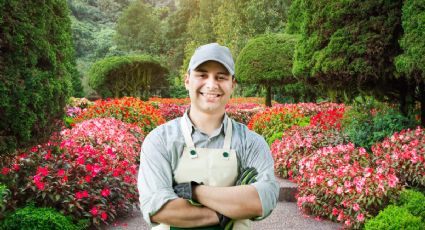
left=152, top=117, right=251, bottom=230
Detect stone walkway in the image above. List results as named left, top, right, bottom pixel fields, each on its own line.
left=103, top=201, right=341, bottom=230
left=102, top=177, right=343, bottom=230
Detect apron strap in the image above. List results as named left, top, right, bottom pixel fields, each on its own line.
left=180, top=116, right=233, bottom=150
left=223, top=117, right=232, bottom=150
left=180, top=117, right=195, bottom=148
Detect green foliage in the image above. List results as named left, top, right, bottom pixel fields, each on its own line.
left=0, top=204, right=88, bottom=230
left=342, top=97, right=417, bottom=150
left=0, top=183, right=9, bottom=217
left=88, top=55, right=169, bottom=99
left=236, top=33, right=299, bottom=85
left=395, top=0, right=425, bottom=81
left=213, top=0, right=290, bottom=57
left=364, top=205, right=424, bottom=230
left=397, top=189, right=425, bottom=221
left=292, top=0, right=403, bottom=98
left=115, top=0, right=165, bottom=55
left=0, top=0, right=77, bottom=154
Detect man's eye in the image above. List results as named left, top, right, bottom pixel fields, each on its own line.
left=218, top=75, right=228, bottom=80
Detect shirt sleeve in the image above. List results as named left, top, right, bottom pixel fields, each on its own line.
left=243, top=131, right=279, bottom=220
left=137, top=128, right=178, bottom=227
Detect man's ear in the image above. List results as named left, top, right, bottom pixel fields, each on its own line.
left=184, top=73, right=190, bottom=90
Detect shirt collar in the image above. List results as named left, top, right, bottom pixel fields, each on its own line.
left=183, top=109, right=229, bottom=137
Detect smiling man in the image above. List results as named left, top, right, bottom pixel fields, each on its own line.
left=138, top=43, right=279, bottom=230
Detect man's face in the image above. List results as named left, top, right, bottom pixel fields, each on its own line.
left=185, top=61, right=235, bottom=115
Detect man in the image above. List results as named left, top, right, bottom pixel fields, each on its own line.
left=138, top=43, right=279, bottom=229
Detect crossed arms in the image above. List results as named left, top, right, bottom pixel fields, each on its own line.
left=150, top=185, right=262, bottom=227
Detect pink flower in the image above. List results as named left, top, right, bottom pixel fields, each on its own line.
left=44, top=150, right=52, bottom=160
left=90, top=207, right=98, bottom=216
left=353, top=203, right=360, bottom=211
left=82, top=190, right=89, bottom=198
left=101, top=188, right=110, bottom=197
left=332, top=208, right=339, bottom=216
left=336, top=187, right=343, bottom=194
left=357, top=213, right=365, bottom=222
left=327, top=179, right=334, bottom=187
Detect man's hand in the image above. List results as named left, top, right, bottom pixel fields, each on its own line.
left=216, top=167, right=258, bottom=229
left=173, top=181, right=203, bottom=206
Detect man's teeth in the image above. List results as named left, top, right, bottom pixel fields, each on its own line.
left=201, top=92, right=220, bottom=97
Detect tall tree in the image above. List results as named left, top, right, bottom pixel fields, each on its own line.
left=292, top=0, right=404, bottom=102
left=0, top=0, right=77, bottom=154
left=395, top=0, right=425, bottom=124
left=236, top=33, right=299, bottom=106
left=115, top=0, right=165, bottom=55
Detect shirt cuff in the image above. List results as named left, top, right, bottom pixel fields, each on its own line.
left=139, top=187, right=178, bottom=227
left=251, top=180, right=279, bottom=221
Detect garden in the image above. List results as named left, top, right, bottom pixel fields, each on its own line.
left=1, top=96, right=425, bottom=229
left=1, top=0, right=425, bottom=229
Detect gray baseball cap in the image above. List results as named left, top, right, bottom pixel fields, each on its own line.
left=187, top=43, right=235, bottom=76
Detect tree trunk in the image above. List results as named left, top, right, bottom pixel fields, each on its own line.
left=420, top=82, right=425, bottom=126
left=266, top=85, right=272, bottom=107
left=399, top=79, right=408, bottom=116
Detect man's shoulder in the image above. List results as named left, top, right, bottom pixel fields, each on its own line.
left=145, top=117, right=182, bottom=141
left=231, top=119, right=264, bottom=141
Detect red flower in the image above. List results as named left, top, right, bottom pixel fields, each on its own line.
left=85, top=175, right=91, bottom=183
left=36, top=166, right=49, bottom=176
left=101, top=188, right=110, bottom=197
left=90, top=206, right=98, bottom=216
left=75, top=191, right=83, bottom=199
left=12, top=164, right=20, bottom=171
left=85, top=164, right=93, bottom=172
left=101, top=212, right=108, bottom=220
left=57, top=169, right=65, bottom=176
left=1, top=167, right=11, bottom=175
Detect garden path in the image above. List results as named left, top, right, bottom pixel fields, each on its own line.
left=101, top=177, right=343, bottom=230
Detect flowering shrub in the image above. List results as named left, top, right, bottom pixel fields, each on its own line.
left=297, top=143, right=402, bottom=229
left=248, top=107, right=310, bottom=144
left=310, top=108, right=345, bottom=130
left=74, top=97, right=165, bottom=134
left=0, top=118, right=143, bottom=227
left=274, top=102, right=345, bottom=117
left=271, top=125, right=348, bottom=181
left=158, top=104, right=189, bottom=121
left=226, top=103, right=264, bottom=125
left=149, top=97, right=190, bottom=105
left=228, top=97, right=267, bottom=105
left=371, top=127, right=425, bottom=187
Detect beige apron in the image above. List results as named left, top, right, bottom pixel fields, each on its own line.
left=152, top=117, right=251, bottom=230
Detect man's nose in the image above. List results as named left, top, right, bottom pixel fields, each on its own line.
left=205, top=75, right=219, bottom=89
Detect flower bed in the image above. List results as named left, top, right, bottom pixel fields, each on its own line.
left=372, top=126, right=425, bottom=187
left=226, top=103, right=264, bottom=125
left=297, top=143, right=402, bottom=229
left=271, top=125, right=348, bottom=180
left=74, top=97, right=165, bottom=134
left=248, top=107, right=310, bottom=144
left=0, top=118, right=143, bottom=227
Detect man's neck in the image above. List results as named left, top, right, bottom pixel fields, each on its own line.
left=188, top=108, right=225, bottom=136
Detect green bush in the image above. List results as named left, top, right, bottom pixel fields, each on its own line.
left=0, top=205, right=88, bottom=230
left=0, top=0, right=79, bottom=154
left=397, top=189, right=425, bottom=221
left=0, top=183, right=9, bottom=217
left=364, top=205, right=424, bottom=230
left=342, top=97, right=417, bottom=150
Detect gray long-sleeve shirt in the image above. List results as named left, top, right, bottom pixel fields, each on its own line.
left=137, top=112, right=279, bottom=227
